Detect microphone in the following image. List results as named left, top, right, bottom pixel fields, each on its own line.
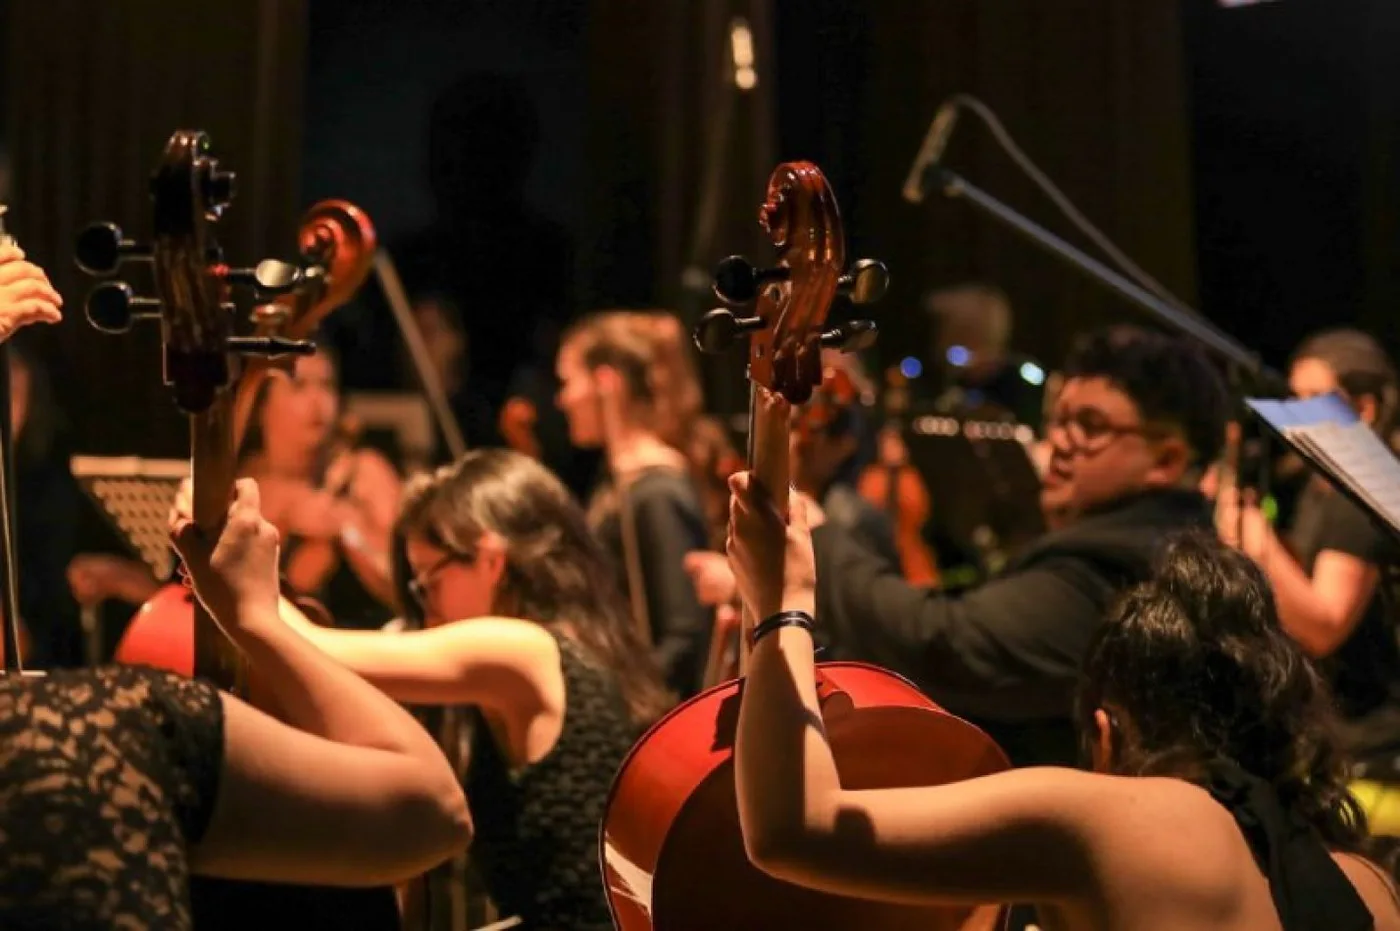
left=901, top=100, right=960, bottom=204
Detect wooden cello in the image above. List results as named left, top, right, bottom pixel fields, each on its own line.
left=85, top=200, right=375, bottom=675
left=75, top=131, right=399, bottom=931
left=599, top=162, right=1009, bottom=931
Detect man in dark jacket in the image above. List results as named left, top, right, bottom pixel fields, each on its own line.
left=812, top=325, right=1228, bottom=767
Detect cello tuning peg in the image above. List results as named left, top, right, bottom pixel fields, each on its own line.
left=85, top=282, right=161, bottom=334
left=693, top=307, right=764, bottom=354
left=226, top=335, right=317, bottom=358
left=74, top=222, right=152, bottom=277
left=820, top=319, right=879, bottom=353
left=712, top=254, right=791, bottom=305
left=223, top=259, right=304, bottom=297
left=837, top=259, right=890, bottom=306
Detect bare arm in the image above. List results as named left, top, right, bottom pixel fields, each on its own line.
left=277, top=595, right=559, bottom=713
left=728, top=470, right=1098, bottom=906
left=198, top=685, right=470, bottom=885
left=1258, top=541, right=1377, bottom=658
left=174, top=479, right=471, bottom=882
left=1222, top=491, right=1379, bottom=658
left=737, top=618, right=1107, bottom=904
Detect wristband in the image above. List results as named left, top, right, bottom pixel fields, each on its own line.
left=751, top=610, right=815, bottom=646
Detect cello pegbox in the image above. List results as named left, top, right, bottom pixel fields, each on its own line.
left=693, top=307, right=766, bottom=355
left=74, top=222, right=152, bottom=277
left=713, top=254, right=791, bottom=305
left=836, top=258, right=890, bottom=306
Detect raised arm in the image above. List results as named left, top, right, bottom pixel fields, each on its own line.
left=172, top=478, right=472, bottom=885
left=726, top=472, right=1104, bottom=906
left=275, top=595, right=560, bottom=714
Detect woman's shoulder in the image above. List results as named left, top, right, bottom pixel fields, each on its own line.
left=1333, top=853, right=1400, bottom=929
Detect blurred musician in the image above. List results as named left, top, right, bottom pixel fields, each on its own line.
left=926, top=282, right=1046, bottom=429
left=1219, top=328, right=1400, bottom=759
left=555, top=312, right=712, bottom=697
left=808, top=325, right=1227, bottom=767
left=69, top=345, right=402, bottom=635
left=233, top=344, right=402, bottom=629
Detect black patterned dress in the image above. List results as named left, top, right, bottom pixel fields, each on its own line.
left=0, top=665, right=223, bottom=929
left=464, top=631, right=643, bottom=931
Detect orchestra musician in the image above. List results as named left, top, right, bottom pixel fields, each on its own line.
left=239, top=343, right=401, bottom=629
left=806, top=325, right=1228, bottom=767
left=0, top=256, right=471, bottom=927
left=926, top=282, right=1045, bottom=429
left=555, top=312, right=712, bottom=696
left=195, top=449, right=670, bottom=931
left=1218, top=328, right=1400, bottom=760
left=725, top=461, right=1399, bottom=929
left=69, top=344, right=402, bottom=635
left=3, top=482, right=472, bottom=928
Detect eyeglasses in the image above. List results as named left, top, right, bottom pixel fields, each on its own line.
left=1045, top=408, right=1151, bottom=452
left=407, top=552, right=471, bottom=607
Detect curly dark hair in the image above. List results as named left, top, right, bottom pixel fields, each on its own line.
left=392, top=448, right=673, bottom=726
left=1064, top=325, right=1228, bottom=467
left=1077, top=530, right=1367, bottom=851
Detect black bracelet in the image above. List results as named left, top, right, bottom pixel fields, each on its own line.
left=751, top=610, right=815, bottom=645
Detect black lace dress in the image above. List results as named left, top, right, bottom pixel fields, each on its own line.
left=464, top=631, right=643, bottom=931
left=0, top=665, right=223, bottom=930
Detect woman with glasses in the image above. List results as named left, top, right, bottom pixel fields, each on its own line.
left=259, top=448, right=672, bottom=931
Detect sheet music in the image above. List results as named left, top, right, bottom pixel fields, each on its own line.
left=1247, top=393, right=1400, bottom=541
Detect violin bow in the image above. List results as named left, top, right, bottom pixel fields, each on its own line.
left=372, top=251, right=467, bottom=462
left=0, top=207, right=28, bottom=674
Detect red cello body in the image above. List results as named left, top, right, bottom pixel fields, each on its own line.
left=601, top=662, right=1010, bottom=931
left=114, top=582, right=335, bottom=677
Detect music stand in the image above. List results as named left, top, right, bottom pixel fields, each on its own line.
left=70, top=456, right=188, bottom=581
left=68, top=456, right=187, bottom=665
left=902, top=408, right=1045, bottom=584
left=1245, top=394, right=1400, bottom=546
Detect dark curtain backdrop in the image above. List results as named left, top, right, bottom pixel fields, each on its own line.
left=585, top=0, right=1198, bottom=405
left=3, top=0, right=308, bottom=457
left=1184, top=0, right=1400, bottom=369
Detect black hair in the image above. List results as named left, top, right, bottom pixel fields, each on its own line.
left=1064, top=325, right=1228, bottom=466
left=1077, top=530, right=1367, bottom=851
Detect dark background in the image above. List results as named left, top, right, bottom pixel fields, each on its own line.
left=1, top=0, right=1398, bottom=457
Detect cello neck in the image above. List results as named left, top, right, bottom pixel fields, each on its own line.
left=189, top=396, right=247, bottom=691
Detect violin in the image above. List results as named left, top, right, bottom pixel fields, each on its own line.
left=857, top=367, right=941, bottom=586
left=76, top=131, right=399, bottom=930
left=600, top=162, right=1009, bottom=931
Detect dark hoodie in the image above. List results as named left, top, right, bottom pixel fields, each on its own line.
left=812, top=488, right=1212, bottom=766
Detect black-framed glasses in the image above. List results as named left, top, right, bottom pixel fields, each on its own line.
left=1045, top=407, right=1151, bottom=451
left=407, top=552, right=471, bottom=607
